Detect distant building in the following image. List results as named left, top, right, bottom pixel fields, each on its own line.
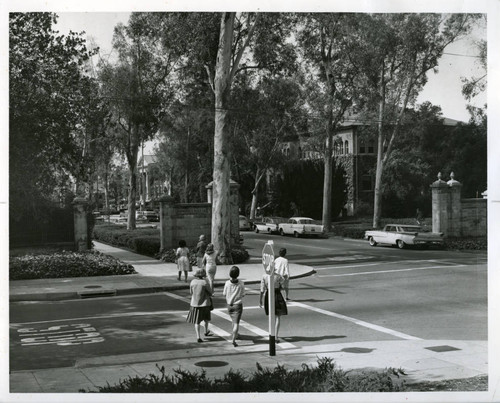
left=137, top=154, right=167, bottom=208
left=277, top=116, right=462, bottom=216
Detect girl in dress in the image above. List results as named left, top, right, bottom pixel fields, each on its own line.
left=175, top=240, right=190, bottom=282
left=202, top=243, right=217, bottom=290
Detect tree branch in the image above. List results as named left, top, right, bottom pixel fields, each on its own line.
left=230, top=13, right=259, bottom=82
left=204, top=64, right=215, bottom=93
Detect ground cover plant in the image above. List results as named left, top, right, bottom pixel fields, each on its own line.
left=83, top=358, right=408, bottom=393
left=9, top=250, right=136, bottom=280
left=81, top=358, right=487, bottom=393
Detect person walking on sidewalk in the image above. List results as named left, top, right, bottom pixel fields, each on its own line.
left=176, top=240, right=191, bottom=282
left=202, top=243, right=217, bottom=290
left=195, top=235, right=207, bottom=268
left=274, top=248, right=290, bottom=300
left=223, top=266, right=245, bottom=347
left=259, top=271, right=288, bottom=343
left=186, top=268, right=214, bottom=342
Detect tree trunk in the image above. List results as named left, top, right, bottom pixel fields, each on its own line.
left=322, top=116, right=333, bottom=231
left=127, top=129, right=140, bottom=230
left=212, top=12, right=235, bottom=264
left=372, top=68, right=385, bottom=229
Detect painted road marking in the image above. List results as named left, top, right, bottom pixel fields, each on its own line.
left=319, top=264, right=466, bottom=277
left=16, top=323, right=104, bottom=346
left=288, top=301, right=422, bottom=341
left=166, top=291, right=296, bottom=349
left=314, top=259, right=442, bottom=270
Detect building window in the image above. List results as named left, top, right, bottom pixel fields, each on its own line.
left=339, top=141, right=344, bottom=155
left=359, top=140, right=365, bottom=154
left=344, top=140, right=349, bottom=154
left=368, top=140, right=374, bottom=154
left=361, top=175, right=373, bottom=191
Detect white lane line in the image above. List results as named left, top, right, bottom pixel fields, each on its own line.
left=180, top=313, right=232, bottom=338
left=288, top=301, right=422, bottom=341
left=166, top=291, right=296, bottom=349
left=319, top=264, right=465, bottom=277
left=313, top=259, right=445, bottom=271
left=210, top=309, right=296, bottom=349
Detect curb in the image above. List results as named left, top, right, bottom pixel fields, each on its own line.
left=9, top=270, right=316, bottom=302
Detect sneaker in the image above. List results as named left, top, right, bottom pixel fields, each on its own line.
left=232, top=341, right=238, bottom=347
left=197, top=338, right=203, bottom=343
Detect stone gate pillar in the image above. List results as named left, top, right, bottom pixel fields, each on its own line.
left=159, top=194, right=175, bottom=250
left=73, top=197, right=88, bottom=251
left=430, top=172, right=449, bottom=235
left=447, top=172, right=462, bottom=237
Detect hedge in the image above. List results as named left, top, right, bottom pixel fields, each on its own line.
left=94, top=223, right=250, bottom=262
left=82, top=357, right=407, bottom=393
left=10, top=250, right=136, bottom=280
left=157, top=244, right=250, bottom=265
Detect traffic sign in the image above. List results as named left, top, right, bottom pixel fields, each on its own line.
left=262, top=240, right=275, bottom=274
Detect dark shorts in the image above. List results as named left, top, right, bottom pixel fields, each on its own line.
left=227, top=303, right=243, bottom=323
left=186, top=306, right=211, bottom=324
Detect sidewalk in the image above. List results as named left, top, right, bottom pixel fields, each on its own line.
left=9, top=242, right=488, bottom=394
left=9, top=241, right=314, bottom=302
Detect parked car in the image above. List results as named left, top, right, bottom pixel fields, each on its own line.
left=254, top=216, right=287, bottom=234
left=137, top=210, right=160, bottom=222
left=364, top=224, right=444, bottom=249
left=239, top=215, right=252, bottom=231
left=278, top=217, right=326, bottom=238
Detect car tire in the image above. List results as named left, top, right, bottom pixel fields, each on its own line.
left=280, top=229, right=285, bottom=236
left=294, top=231, right=299, bottom=238
left=396, top=240, right=405, bottom=249
left=255, top=227, right=259, bottom=233
left=368, top=237, right=377, bottom=247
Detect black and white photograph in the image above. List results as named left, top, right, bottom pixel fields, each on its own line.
left=2, top=0, right=499, bottom=402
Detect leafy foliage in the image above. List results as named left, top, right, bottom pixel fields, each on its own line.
left=83, top=358, right=407, bottom=393
left=9, top=12, right=98, bottom=223
left=272, top=159, right=346, bottom=219
left=10, top=250, right=136, bottom=280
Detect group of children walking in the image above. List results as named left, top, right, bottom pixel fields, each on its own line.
left=178, top=235, right=290, bottom=346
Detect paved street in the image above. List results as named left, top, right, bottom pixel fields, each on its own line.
left=10, top=233, right=487, bottom=388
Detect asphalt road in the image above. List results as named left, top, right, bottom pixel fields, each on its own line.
left=10, top=232, right=487, bottom=372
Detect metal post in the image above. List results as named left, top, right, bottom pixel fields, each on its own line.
left=262, top=240, right=276, bottom=356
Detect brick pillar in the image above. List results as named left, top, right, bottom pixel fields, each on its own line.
left=447, top=172, right=462, bottom=237
left=430, top=172, right=450, bottom=235
left=159, top=194, right=175, bottom=250
left=230, top=180, right=240, bottom=246
left=73, top=197, right=88, bottom=251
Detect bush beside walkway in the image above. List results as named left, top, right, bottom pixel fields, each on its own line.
left=9, top=250, right=136, bottom=280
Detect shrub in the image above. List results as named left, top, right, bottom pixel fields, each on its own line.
left=83, top=358, right=406, bottom=393
left=132, top=236, right=162, bottom=257
left=10, top=250, right=136, bottom=280
left=158, top=245, right=249, bottom=265
left=443, top=237, right=487, bottom=250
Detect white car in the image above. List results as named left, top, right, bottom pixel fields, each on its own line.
left=278, top=217, right=326, bottom=238
left=365, top=224, right=444, bottom=249
left=254, top=216, right=287, bottom=234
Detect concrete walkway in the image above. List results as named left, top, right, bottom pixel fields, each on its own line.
left=8, top=242, right=489, bottom=394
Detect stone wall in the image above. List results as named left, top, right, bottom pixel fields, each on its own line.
left=461, top=198, right=487, bottom=237
left=159, top=181, right=240, bottom=250
left=430, top=172, right=487, bottom=238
